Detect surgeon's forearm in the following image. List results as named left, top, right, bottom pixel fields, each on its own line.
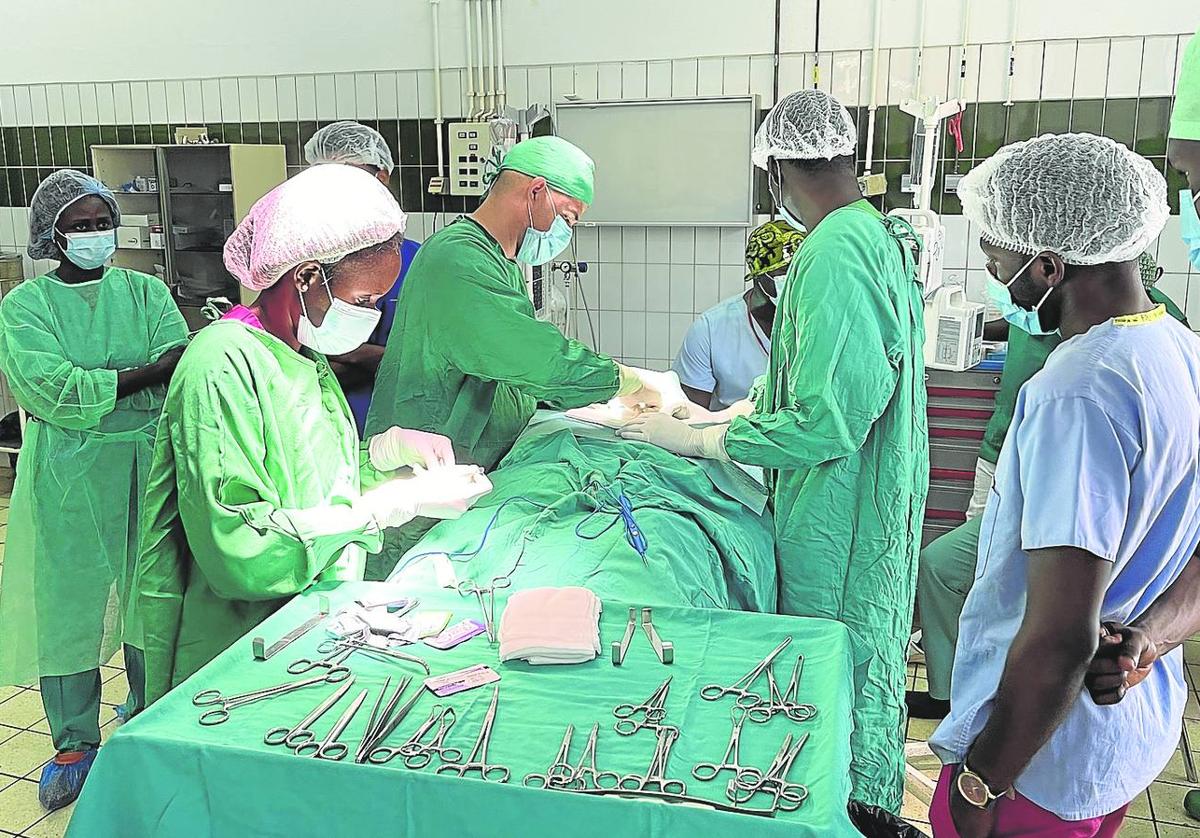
left=115, top=362, right=171, bottom=398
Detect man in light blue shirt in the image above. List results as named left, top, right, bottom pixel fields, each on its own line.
left=673, top=220, right=804, bottom=410
left=928, top=133, right=1200, bottom=837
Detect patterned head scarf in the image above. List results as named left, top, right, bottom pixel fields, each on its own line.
left=745, top=220, right=806, bottom=279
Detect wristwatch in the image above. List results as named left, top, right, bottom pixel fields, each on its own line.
left=955, top=762, right=1014, bottom=809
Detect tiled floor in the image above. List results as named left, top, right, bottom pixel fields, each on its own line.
left=1, top=464, right=1199, bottom=836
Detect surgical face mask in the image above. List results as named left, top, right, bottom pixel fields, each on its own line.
left=769, top=162, right=805, bottom=232
left=296, top=268, right=382, bottom=355
left=760, top=273, right=786, bottom=304
left=57, top=229, right=115, bottom=270
left=1182, top=189, right=1200, bottom=272
left=985, top=253, right=1057, bottom=336
left=517, top=189, right=573, bottom=266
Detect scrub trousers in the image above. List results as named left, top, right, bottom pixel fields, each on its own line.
left=39, top=645, right=146, bottom=752
left=915, top=459, right=995, bottom=700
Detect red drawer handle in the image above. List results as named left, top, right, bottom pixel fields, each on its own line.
left=925, top=508, right=968, bottom=522
left=929, top=427, right=986, bottom=440
left=928, top=406, right=994, bottom=420
left=931, top=467, right=975, bottom=482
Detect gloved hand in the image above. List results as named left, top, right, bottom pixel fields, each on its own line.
left=358, top=480, right=421, bottom=529
left=616, top=364, right=664, bottom=412
left=368, top=427, right=456, bottom=471
left=408, top=465, right=493, bottom=520
left=617, top=412, right=729, bottom=461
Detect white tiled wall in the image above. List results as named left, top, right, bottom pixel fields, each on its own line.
left=1, top=31, right=1198, bottom=372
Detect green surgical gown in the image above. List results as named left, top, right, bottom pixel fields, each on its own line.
left=364, top=217, right=622, bottom=577
left=0, top=268, right=187, bottom=686
left=136, top=321, right=383, bottom=703
left=723, top=200, right=929, bottom=813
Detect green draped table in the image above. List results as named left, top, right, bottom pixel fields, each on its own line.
left=67, top=582, right=864, bottom=837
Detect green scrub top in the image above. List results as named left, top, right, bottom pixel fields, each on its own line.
left=365, top=217, right=622, bottom=472
left=136, top=321, right=383, bottom=703
left=723, top=200, right=929, bottom=814
left=0, top=268, right=187, bottom=685
left=978, top=286, right=1188, bottom=464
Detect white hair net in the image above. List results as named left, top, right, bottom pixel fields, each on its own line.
left=27, top=169, right=121, bottom=260
left=304, top=121, right=395, bottom=174
left=751, top=90, right=858, bottom=169
left=223, top=164, right=407, bottom=291
left=958, top=133, right=1168, bottom=266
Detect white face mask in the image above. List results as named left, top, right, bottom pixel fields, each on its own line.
left=296, top=267, right=381, bottom=356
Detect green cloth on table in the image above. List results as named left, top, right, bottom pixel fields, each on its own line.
left=0, top=268, right=187, bottom=686
left=1170, top=31, right=1200, bottom=140
left=136, top=321, right=383, bottom=705
left=723, top=201, right=929, bottom=813
left=66, top=582, right=864, bottom=838
left=365, top=217, right=622, bottom=577
left=394, top=423, right=777, bottom=612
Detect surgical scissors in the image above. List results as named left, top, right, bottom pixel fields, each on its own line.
left=700, top=637, right=792, bottom=708
left=618, top=725, right=687, bottom=796
left=691, top=708, right=762, bottom=784
left=456, top=575, right=512, bottom=643
left=746, top=655, right=818, bottom=724
left=613, top=676, right=672, bottom=736
left=727, top=732, right=810, bottom=812
left=523, top=724, right=578, bottom=789
left=192, top=669, right=350, bottom=726
left=435, top=685, right=510, bottom=783
left=370, top=705, right=462, bottom=768
left=263, top=679, right=355, bottom=749
left=293, top=687, right=368, bottom=761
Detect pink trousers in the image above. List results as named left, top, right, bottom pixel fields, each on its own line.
left=930, top=765, right=1129, bottom=837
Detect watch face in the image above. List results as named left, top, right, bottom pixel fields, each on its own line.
left=957, top=771, right=991, bottom=807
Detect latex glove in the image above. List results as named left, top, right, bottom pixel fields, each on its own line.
left=617, top=412, right=729, bottom=461
left=616, top=364, right=664, bottom=412
left=357, top=481, right=420, bottom=529
left=368, top=427, right=456, bottom=471
left=408, top=465, right=493, bottom=520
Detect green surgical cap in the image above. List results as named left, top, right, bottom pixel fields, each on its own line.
left=1170, top=31, right=1200, bottom=140
left=499, top=136, right=595, bottom=205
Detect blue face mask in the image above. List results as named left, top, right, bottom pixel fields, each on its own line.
left=985, top=252, right=1057, bottom=336
left=768, top=162, right=806, bottom=233
left=58, top=229, right=116, bottom=270
left=516, top=189, right=573, bottom=266
left=1182, top=189, right=1200, bottom=272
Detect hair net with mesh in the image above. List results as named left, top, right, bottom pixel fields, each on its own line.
left=751, top=89, right=858, bottom=169
left=958, top=133, right=1168, bottom=265
left=27, top=169, right=121, bottom=260
left=223, top=164, right=407, bottom=291
left=303, top=121, right=396, bottom=174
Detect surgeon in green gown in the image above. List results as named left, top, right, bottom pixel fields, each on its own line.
left=620, top=90, right=929, bottom=813
left=364, top=136, right=661, bottom=578
left=137, top=165, right=482, bottom=704
left=0, top=170, right=189, bottom=810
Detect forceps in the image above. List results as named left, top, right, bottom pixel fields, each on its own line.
left=293, top=687, right=368, bottom=761
left=192, top=669, right=350, bottom=726
left=618, top=725, right=687, bottom=796
left=728, top=732, right=810, bottom=811
left=523, top=724, right=578, bottom=789
left=691, top=708, right=762, bottom=784
left=263, top=679, right=355, bottom=749
left=565, top=723, right=622, bottom=790
left=457, top=576, right=512, bottom=643
left=316, top=635, right=431, bottom=675
left=435, top=685, right=510, bottom=783
left=370, top=705, right=463, bottom=768
left=746, top=655, right=818, bottom=724
left=287, top=645, right=355, bottom=676
left=613, top=676, right=672, bottom=736
left=700, top=637, right=792, bottom=708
